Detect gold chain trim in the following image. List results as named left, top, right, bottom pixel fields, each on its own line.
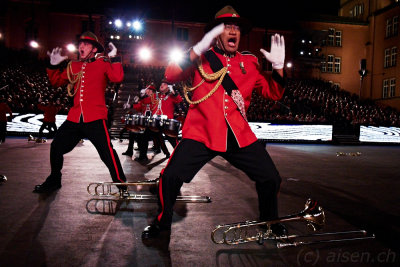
left=183, top=60, right=227, bottom=105
left=66, top=61, right=83, bottom=97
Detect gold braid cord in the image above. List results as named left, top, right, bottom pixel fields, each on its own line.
left=183, top=61, right=227, bottom=105
left=66, top=61, right=83, bottom=97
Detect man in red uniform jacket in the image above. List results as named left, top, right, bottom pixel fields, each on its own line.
left=36, top=100, right=61, bottom=141
left=152, top=81, right=183, bottom=154
left=142, top=6, right=287, bottom=239
left=34, top=31, right=127, bottom=193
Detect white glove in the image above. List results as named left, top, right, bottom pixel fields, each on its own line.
left=108, top=42, right=117, bottom=57
left=260, top=34, right=285, bottom=69
left=47, top=47, right=68, bottom=65
left=123, top=103, right=131, bottom=109
left=140, top=89, right=146, bottom=97
left=133, top=96, right=139, bottom=103
left=168, top=85, right=175, bottom=94
left=193, top=23, right=225, bottom=56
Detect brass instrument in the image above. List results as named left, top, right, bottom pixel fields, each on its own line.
left=87, top=179, right=211, bottom=203
left=211, top=199, right=374, bottom=246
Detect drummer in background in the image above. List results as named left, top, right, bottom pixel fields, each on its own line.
left=151, top=81, right=183, bottom=157
left=132, top=85, right=160, bottom=162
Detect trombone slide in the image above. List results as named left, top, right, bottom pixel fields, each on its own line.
left=87, top=180, right=211, bottom=203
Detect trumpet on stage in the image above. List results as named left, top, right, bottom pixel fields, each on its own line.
left=87, top=178, right=211, bottom=203
left=211, top=199, right=374, bottom=246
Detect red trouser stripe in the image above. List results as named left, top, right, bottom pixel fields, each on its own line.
left=157, top=176, right=164, bottom=222
left=102, top=120, right=123, bottom=182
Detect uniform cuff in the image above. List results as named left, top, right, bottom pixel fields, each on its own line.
left=110, top=56, right=122, bottom=63
left=272, top=69, right=286, bottom=88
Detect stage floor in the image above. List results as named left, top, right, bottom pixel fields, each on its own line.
left=0, top=137, right=399, bottom=266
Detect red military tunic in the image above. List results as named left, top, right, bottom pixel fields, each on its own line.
left=133, top=96, right=156, bottom=115
left=37, top=104, right=61, bottom=123
left=165, top=47, right=285, bottom=152
left=0, top=103, right=12, bottom=122
left=46, top=57, right=123, bottom=123
left=153, top=93, right=183, bottom=118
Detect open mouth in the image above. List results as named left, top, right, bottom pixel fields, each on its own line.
left=228, top=38, right=237, bottom=47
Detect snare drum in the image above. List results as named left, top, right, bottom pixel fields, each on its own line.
left=147, top=116, right=163, bottom=132
left=137, top=115, right=149, bottom=130
left=163, top=119, right=181, bottom=137
left=125, top=114, right=142, bottom=132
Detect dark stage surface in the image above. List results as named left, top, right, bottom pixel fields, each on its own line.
left=0, top=138, right=399, bottom=266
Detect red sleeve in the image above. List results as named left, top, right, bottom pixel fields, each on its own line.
left=105, top=61, right=124, bottom=83
left=46, top=68, right=68, bottom=88
left=171, top=94, right=183, bottom=104
left=253, top=60, right=285, bottom=101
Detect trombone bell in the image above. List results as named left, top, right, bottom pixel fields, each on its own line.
left=211, top=198, right=374, bottom=246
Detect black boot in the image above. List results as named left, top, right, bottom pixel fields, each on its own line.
left=122, top=150, right=133, bottom=156
left=33, top=176, right=61, bottom=193
left=142, top=223, right=171, bottom=239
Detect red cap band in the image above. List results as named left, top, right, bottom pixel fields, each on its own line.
left=216, top=13, right=240, bottom=19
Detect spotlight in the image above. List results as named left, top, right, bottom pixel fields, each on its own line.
left=286, top=62, right=292, bottom=68
left=66, top=43, right=76, bottom=52
left=114, top=19, right=123, bottom=28
left=169, top=48, right=184, bottom=63
left=133, top=20, right=142, bottom=31
left=126, top=22, right=131, bottom=27
left=139, top=47, right=151, bottom=61
left=29, top=40, right=39, bottom=48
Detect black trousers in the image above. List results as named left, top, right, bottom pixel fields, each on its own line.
left=38, top=122, right=57, bottom=139
left=0, top=121, right=7, bottom=142
left=156, top=130, right=282, bottom=227
left=47, top=119, right=126, bottom=183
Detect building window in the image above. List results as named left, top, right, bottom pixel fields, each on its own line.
left=386, top=19, right=392, bottom=38
left=391, top=46, right=397, bottom=66
left=176, top=27, right=188, bottom=41
left=353, top=5, right=358, bottom=17
left=334, top=57, right=341, bottom=73
left=335, top=31, right=342, bottom=47
left=384, top=48, right=390, bottom=67
left=321, top=61, right=326, bottom=72
left=383, top=79, right=389, bottom=98
left=358, top=3, right=364, bottom=15
left=327, top=55, right=334, bottom=72
left=327, top=28, right=334, bottom=46
left=390, top=78, right=396, bottom=97
left=393, top=16, right=399, bottom=36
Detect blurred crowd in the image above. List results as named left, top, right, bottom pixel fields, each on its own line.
left=247, top=79, right=400, bottom=127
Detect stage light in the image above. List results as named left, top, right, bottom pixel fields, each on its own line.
left=0, top=33, right=3, bottom=39
left=139, top=47, right=152, bottom=61
left=114, top=19, right=123, bottom=28
left=133, top=20, right=142, bottom=31
left=126, top=22, right=131, bottom=27
left=286, top=62, right=292, bottom=68
left=66, top=43, right=76, bottom=52
left=110, top=35, right=114, bottom=39
left=169, top=48, right=184, bottom=63
left=108, top=21, right=112, bottom=25
left=29, top=40, right=39, bottom=48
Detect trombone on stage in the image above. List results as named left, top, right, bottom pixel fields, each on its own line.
left=87, top=178, right=211, bottom=203
left=211, top=199, right=374, bottom=247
